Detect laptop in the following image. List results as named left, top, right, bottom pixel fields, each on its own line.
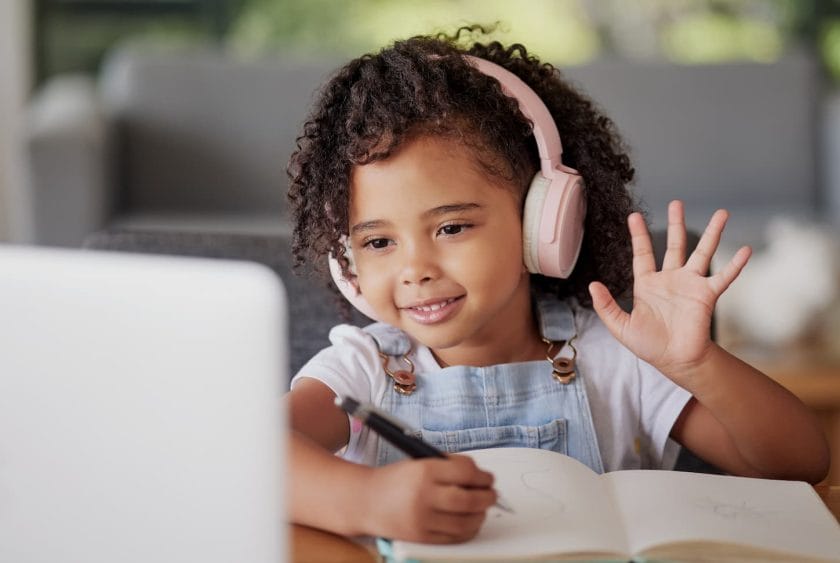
left=0, top=245, right=287, bottom=562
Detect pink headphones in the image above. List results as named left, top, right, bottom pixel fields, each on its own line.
left=328, top=55, right=586, bottom=321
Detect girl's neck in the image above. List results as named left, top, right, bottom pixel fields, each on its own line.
left=430, top=286, right=546, bottom=368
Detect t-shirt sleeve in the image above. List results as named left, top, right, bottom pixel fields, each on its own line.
left=290, top=324, right=387, bottom=464
left=637, top=357, right=693, bottom=469
left=291, top=324, right=380, bottom=400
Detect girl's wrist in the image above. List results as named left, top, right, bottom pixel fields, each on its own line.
left=353, top=464, right=385, bottom=537
left=323, top=462, right=378, bottom=537
left=659, top=342, right=723, bottom=394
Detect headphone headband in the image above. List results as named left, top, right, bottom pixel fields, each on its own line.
left=464, top=56, right=564, bottom=177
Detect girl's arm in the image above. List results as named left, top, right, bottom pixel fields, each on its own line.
left=589, top=200, right=829, bottom=483
left=287, top=378, right=498, bottom=541
left=668, top=351, right=829, bottom=483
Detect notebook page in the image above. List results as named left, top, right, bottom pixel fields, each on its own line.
left=605, top=470, right=840, bottom=560
left=392, top=448, right=629, bottom=561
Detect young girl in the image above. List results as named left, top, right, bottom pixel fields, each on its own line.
left=284, top=28, right=829, bottom=544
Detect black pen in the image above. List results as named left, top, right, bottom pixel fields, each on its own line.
left=335, top=395, right=514, bottom=513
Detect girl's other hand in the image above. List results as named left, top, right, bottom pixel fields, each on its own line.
left=588, top=200, right=751, bottom=385
left=361, top=454, right=498, bottom=543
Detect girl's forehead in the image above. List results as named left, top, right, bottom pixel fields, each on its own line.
left=349, top=135, right=515, bottom=196
left=347, top=136, right=520, bottom=224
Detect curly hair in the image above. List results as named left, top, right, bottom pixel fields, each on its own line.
left=287, top=26, right=637, bottom=311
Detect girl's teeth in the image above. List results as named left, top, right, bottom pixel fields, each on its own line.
left=416, top=298, right=453, bottom=312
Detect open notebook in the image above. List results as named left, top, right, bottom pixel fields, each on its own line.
left=0, top=245, right=288, bottom=563
left=381, top=447, right=840, bottom=562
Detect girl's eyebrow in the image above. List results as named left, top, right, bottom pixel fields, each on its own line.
left=350, top=203, right=483, bottom=235
left=422, top=202, right=482, bottom=218
left=350, top=219, right=387, bottom=235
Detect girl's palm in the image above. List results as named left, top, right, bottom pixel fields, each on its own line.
left=589, top=201, right=751, bottom=379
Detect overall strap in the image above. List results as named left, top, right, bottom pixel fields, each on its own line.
left=535, top=293, right=576, bottom=342
left=362, top=323, right=412, bottom=357
left=363, top=323, right=416, bottom=394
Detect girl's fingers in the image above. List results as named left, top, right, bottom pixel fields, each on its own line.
left=426, top=510, right=487, bottom=538
left=709, top=245, right=752, bottom=296
left=628, top=212, right=656, bottom=276
left=432, top=483, right=497, bottom=514
left=662, top=200, right=687, bottom=270
left=430, top=456, right=494, bottom=488
left=589, top=281, right=629, bottom=340
left=685, top=209, right=729, bottom=275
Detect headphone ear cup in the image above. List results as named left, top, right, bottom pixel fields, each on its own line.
left=327, top=243, right=382, bottom=321
left=522, top=173, right=550, bottom=275
left=521, top=168, right=586, bottom=278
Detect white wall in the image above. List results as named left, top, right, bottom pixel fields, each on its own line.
left=0, top=1, right=32, bottom=242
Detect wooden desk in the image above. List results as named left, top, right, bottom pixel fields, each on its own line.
left=292, top=525, right=377, bottom=563
left=818, top=484, right=840, bottom=521
left=291, top=486, right=840, bottom=562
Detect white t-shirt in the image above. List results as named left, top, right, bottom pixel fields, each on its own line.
left=291, top=303, right=692, bottom=473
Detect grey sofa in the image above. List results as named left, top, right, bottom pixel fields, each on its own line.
left=25, top=47, right=342, bottom=246
left=25, top=44, right=830, bottom=247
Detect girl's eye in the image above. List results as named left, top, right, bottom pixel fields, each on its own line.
left=438, top=223, right=470, bottom=236
left=363, top=238, right=391, bottom=250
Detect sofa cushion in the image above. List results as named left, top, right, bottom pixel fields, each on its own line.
left=564, top=54, right=820, bottom=237
left=100, top=47, right=340, bottom=218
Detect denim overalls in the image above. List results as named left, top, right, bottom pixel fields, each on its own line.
left=365, top=295, right=604, bottom=474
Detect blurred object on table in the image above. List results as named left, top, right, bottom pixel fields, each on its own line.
left=717, top=216, right=840, bottom=363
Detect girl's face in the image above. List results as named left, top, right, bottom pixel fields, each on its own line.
left=348, top=135, right=535, bottom=365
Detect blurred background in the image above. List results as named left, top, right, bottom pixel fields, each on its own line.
left=4, top=0, right=840, bottom=235
left=2, top=0, right=840, bottom=480
left=21, top=0, right=840, bottom=82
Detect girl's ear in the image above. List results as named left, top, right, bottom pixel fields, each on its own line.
left=327, top=237, right=382, bottom=321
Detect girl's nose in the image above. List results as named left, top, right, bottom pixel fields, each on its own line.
left=399, top=243, right=441, bottom=286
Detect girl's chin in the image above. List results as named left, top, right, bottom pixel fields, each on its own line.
left=402, top=326, right=468, bottom=355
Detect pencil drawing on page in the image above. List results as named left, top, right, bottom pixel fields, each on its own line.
left=692, top=496, right=776, bottom=520
left=485, top=452, right=569, bottom=520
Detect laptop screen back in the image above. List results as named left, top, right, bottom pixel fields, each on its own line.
left=0, top=245, right=287, bottom=563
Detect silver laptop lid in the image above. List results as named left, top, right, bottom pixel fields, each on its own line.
left=0, top=245, right=287, bottom=562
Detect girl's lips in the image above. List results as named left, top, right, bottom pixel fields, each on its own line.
left=402, top=296, right=464, bottom=325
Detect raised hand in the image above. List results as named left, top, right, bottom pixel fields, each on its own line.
left=365, top=455, right=498, bottom=543
left=588, top=200, right=751, bottom=385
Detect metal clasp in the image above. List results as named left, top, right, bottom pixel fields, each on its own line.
left=379, top=351, right=417, bottom=395
left=544, top=336, right=577, bottom=384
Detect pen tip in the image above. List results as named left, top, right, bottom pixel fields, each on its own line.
left=334, top=395, right=360, bottom=414
left=496, top=499, right=515, bottom=514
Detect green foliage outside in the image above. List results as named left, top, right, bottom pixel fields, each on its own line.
left=37, top=0, right=840, bottom=83
left=227, top=0, right=600, bottom=65
left=226, top=0, right=805, bottom=64
left=823, top=18, right=840, bottom=81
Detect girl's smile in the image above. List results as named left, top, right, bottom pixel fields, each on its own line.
left=348, top=134, right=544, bottom=367
left=400, top=295, right=465, bottom=325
